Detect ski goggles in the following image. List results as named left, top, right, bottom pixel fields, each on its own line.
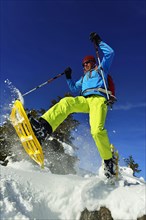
left=82, top=60, right=94, bottom=67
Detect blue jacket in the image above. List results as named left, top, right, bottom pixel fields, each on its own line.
left=66, top=41, right=114, bottom=99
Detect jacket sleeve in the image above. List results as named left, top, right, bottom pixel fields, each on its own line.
left=66, top=77, right=82, bottom=94
left=99, top=41, right=115, bottom=73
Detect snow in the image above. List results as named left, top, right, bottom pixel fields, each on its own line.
left=1, top=160, right=146, bottom=220
left=1, top=79, right=24, bottom=125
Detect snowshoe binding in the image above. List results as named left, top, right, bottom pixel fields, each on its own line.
left=28, top=114, right=52, bottom=144
left=104, top=144, right=119, bottom=180
left=104, top=158, right=116, bottom=179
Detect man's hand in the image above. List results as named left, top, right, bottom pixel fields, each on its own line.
left=64, top=67, right=72, bottom=79
left=89, top=32, right=102, bottom=45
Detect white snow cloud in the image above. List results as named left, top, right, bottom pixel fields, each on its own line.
left=114, top=102, right=146, bottom=111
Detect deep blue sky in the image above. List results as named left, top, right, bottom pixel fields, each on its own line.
left=1, top=0, right=146, bottom=178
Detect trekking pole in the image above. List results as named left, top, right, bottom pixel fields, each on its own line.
left=93, top=40, right=110, bottom=101
left=22, top=72, right=64, bottom=97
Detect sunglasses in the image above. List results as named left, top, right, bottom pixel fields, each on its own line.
left=82, top=60, right=93, bottom=67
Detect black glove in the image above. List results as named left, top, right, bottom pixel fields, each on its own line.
left=89, top=32, right=102, bottom=45
left=64, top=67, right=72, bottom=79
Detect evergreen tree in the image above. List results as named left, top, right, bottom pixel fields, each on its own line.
left=0, top=119, right=19, bottom=165
left=0, top=93, right=80, bottom=174
left=124, top=155, right=141, bottom=176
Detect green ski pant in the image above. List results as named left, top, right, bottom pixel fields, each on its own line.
left=41, top=95, right=112, bottom=160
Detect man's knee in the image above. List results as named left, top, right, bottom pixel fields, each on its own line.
left=91, top=127, right=105, bottom=138
left=59, top=97, right=75, bottom=106
left=59, top=97, right=75, bottom=113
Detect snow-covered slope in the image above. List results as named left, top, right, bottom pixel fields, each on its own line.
left=1, top=160, right=145, bottom=220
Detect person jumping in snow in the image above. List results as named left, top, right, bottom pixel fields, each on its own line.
left=30, top=32, right=116, bottom=178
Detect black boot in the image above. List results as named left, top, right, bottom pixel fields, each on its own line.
left=28, top=115, right=52, bottom=144
left=104, top=158, right=115, bottom=179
